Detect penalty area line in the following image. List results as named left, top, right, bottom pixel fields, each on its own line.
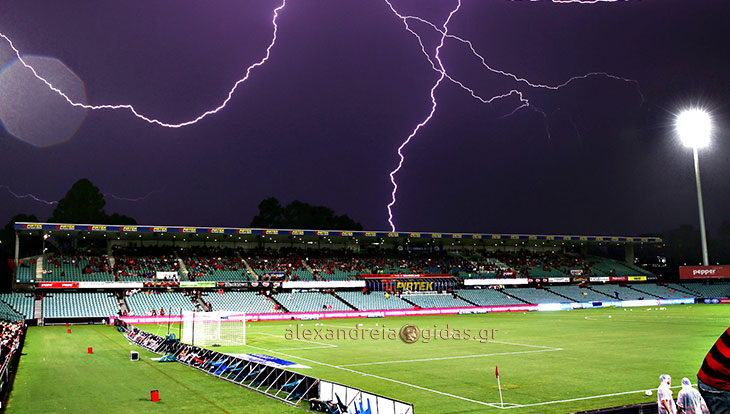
left=245, top=344, right=504, bottom=409
left=505, top=384, right=693, bottom=409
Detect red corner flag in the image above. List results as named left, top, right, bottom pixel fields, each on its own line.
left=495, top=366, right=499, bottom=378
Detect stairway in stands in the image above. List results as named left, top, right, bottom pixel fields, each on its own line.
left=626, top=285, right=663, bottom=299
left=498, top=289, right=532, bottom=304
left=331, top=292, right=357, bottom=310
left=241, top=259, right=258, bottom=280
left=35, top=256, right=43, bottom=281
left=34, top=296, right=43, bottom=325
left=175, top=252, right=191, bottom=280
left=544, top=288, right=578, bottom=302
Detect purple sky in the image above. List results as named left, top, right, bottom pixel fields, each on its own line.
left=0, top=0, right=728, bottom=235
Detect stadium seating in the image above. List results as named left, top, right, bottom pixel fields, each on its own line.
left=0, top=300, right=23, bottom=322
left=181, top=247, right=250, bottom=281
left=401, top=293, right=470, bottom=308
left=335, top=291, right=412, bottom=310
left=245, top=250, right=313, bottom=281
left=15, top=258, right=37, bottom=283
left=43, top=253, right=114, bottom=282
left=589, top=284, right=647, bottom=300
left=126, top=291, right=198, bottom=315
left=455, top=289, right=524, bottom=306
left=202, top=291, right=281, bottom=313
left=273, top=292, right=350, bottom=313
left=0, top=293, right=35, bottom=320
left=501, top=288, right=568, bottom=304
left=628, top=284, right=688, bottom=299
left=42, top=292, right=119, bottom=318
left=677, top=282, right=730, bottom=298
left=547, top=285, right=614, bottom=302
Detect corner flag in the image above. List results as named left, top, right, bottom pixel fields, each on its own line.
left=495, top=366, right=504, bottom=408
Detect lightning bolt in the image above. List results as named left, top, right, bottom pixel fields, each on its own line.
left=385, top=0, right=462, bottom=233
left=0, top=185, right=58, bottom=206
left=103, top=189, right=162, bottom=202
left=0, top=0, right=287, bottom=128
left=383, top=0, right=643, bottom=231
left=0, top=185, right=161, bottom=206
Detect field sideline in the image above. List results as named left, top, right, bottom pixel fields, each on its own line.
left=8, top=304, right=728, bottom=413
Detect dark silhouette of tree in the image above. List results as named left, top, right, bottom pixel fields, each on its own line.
left=250, top=197, right=362, bottom=230
left=250, top=197, right=283, bottom=228
left=50, top=179, right=106, bottom=223
left=49, top=179, right=136, bottom=225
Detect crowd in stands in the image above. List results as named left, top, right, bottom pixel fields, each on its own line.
left=0, top=320, right=23, bottom=370
left=112, top=246, right=180, bottom=280
left=44, top=250, right=112, bottom=278
left=489, top=250, right=592, bottom=278
left=245, top=248, right=308, bottom=280
left=180, top=247, right=249, bottom=281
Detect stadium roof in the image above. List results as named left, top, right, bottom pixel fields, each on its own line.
left=14, top=222, right=662, bottom=245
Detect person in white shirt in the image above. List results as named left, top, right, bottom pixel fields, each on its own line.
left=676, top=377, right=709, bottom=414
left=658, top=374, right=677, bottom=414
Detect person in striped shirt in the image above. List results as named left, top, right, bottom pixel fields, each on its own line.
left=697, top=326, right=730, bottom=413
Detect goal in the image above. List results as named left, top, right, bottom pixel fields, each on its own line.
left=181, top=311, right=246, bottom=347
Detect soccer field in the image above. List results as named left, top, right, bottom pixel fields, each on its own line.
left=8, top=304, right=728, bottom=413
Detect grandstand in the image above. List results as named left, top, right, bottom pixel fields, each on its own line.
left=202, top=291, right=280, bottom=313
left=0, top=293, right=35, bottom=320
left=455, top=289, right=525, bottom=306
left=336, top=291, right=413, bottom=310
left=43, top=253, right=113, bottom=282
left=401, top=293, right=470, bottom=308
left=590, top=284, right=648, bottom=300
left=273, top=291, right=351, bottom=312
left=42, top=292, right=119, bottom=318
left=502, top=287, right=568, bottom=304
left=10, top=222, right=730, bottom=414
left=126, top=291, right=198, bottom=315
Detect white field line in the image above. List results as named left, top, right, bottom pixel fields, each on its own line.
left=245, top=324, right=679, bottom=410
left=273, top=346, right=335, bottom=351
left=256, top=331, right=337, bottom=348
left=489, top=340, right=562, bottom=351
left=504, top=384, right=694, bottom=409
left=337, top=348, right=559, bottom=367
left=320, top=323, right=562, bottom=350
left=245, top=344, right=504, bottom=409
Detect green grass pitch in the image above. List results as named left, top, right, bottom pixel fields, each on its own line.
left=7, top=304, right=728, bottom=413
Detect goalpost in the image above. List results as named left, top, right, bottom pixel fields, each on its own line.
left=181, top=311, right=246, bottom=347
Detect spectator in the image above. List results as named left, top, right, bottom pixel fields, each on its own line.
left=676, top=377, right=709, bottom=414
left=697, top=326, right=730, bottom=413
left=658, top=374, right=677, bottom=414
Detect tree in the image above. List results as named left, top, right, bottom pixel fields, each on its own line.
left=250, top=197, right=283, bottom=228
left=49, top=179, right=136, bottom=225
left=250, top=197, right=362, bottom=230
left=50, top=179, right=106, bottom=223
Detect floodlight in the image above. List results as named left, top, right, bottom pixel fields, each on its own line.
left=676, top=109, right=711, bottom=149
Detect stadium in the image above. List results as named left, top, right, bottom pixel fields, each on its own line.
left=1, top=1, right=728, bottom=413
left=0, top=221, right=725, bottom=413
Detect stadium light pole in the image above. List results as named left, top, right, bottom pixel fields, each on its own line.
left=676, top=109, right=712, bottom=266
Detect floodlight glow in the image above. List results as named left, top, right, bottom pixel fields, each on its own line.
left=676, top=109, right=712, bottom=149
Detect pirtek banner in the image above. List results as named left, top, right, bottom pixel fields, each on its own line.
left=680, top=265, right=730, bottom=280
left=394, top=280, right=434, bottom=291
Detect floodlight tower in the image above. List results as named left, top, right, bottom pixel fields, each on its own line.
left=676, top=109, right=712, bottom=266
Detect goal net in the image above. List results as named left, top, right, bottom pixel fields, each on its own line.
left=181, top=311, right=246, bottom=347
